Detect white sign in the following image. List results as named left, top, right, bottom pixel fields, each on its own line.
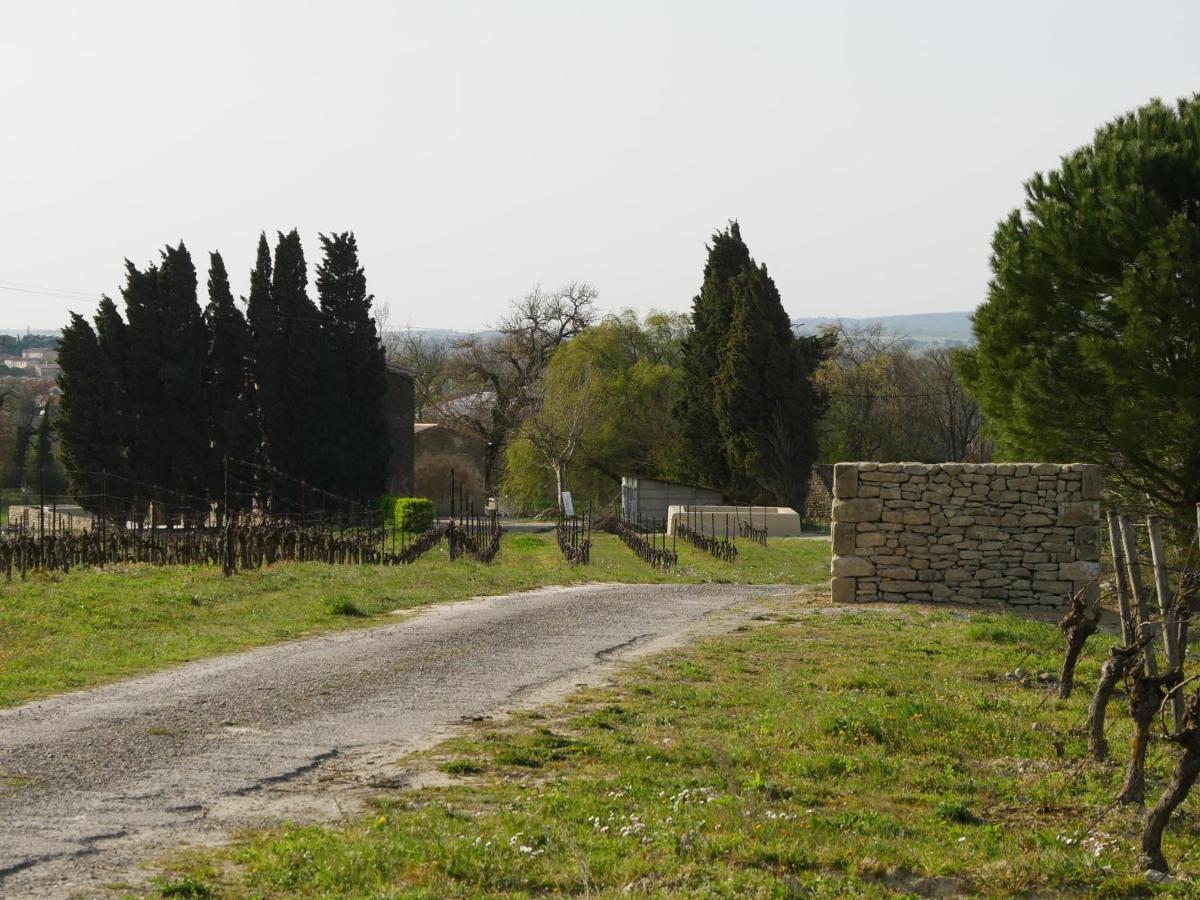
left=561, top=491, right=575, bottom=517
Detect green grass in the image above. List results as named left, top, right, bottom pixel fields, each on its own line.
left=0, top=533, right=829, bottom=707
left=153, top=603, right=1200, bottom=898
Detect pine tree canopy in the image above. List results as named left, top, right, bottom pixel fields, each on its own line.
left=957, top=96, right=1200, bottom=520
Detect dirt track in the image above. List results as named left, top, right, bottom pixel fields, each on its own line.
left=0, top=581, right=795, bottom=897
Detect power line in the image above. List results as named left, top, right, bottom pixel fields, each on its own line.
left=0, top=280, right=97, bottom=301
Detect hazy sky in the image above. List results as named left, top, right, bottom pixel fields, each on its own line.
left=2, top=1, right=1198, bottom=331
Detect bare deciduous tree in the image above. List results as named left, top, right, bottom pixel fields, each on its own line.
left=440, top=282, right=598, bottom=480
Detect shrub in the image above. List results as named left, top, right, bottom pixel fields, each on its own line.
left=392, top=497, right=434, bottom=534
left=376, top=495, right=399, bottom=523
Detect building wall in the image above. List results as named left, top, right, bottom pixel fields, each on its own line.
left=830, top=462, right=1101, bottom=609
left=384, top=366, right=415, bottom=496
left=805, top=465, right=833, bottom=524
left=621, top=477, right=724, bottom=525
left=414, top=425, right=488, bottom=516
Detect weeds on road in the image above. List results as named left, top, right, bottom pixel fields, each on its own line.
left=0, top=534, right=828, bottom=707
left=155, top=604, right=1200, bottom=897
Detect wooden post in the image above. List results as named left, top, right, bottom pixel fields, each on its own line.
left=1148, top=516, right=1184, bottom=727
left=1108, top=511, right=1135, bottom=645
left=1120, top=515, right=1159, bottom=676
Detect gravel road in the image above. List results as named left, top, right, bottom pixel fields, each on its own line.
left=0, top=581, right=794, bottom=897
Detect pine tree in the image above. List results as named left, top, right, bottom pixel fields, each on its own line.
left=958, top=96, right=1200, bottom=521
left=55, top=314, right=128, bottom=513
left=316, top=232, right=389, bottom=499
left=675, top=223, right=751, bottom=487
left=204, top=251, right=259, bottom=511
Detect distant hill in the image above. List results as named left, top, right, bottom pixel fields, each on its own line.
left=793, top=311, right=976, bottom=348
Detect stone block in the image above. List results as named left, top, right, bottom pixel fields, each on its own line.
left=832, top=522, right=856, bottom=555
left=966, top=525, right=1005, bottom=541
left=1080, top=465, right=1101, bottom=500
left=831, top=576, right=857, bottom=603
left=833, top=497, right=882, bottom=523
left=879, top=580, right=926, bottom=593
left=833, top=556, right=875, bottom=577
left=833, top=463, right=859, bottom=499
left=854, top=531, right=887, bottom=550
left=1057, top=502, right=1098, bottom=527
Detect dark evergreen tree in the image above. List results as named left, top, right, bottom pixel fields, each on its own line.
left=120, top=258, right=170, bottom=499
left=55, top=314, right=129, bottom=514
left=256, top=229, right=329, bottom=502
left=204, top=251, right=259, bottom=510
left=316, top=232, right=389, bottom=499
left=675, top=223, right=751, bottom=488
left=713, top=263, right=833, bottom=509
left=958, top=96, right=1200, bottom=521
left=93, top=296, right=131, bottom=465
left=121, top=243, right=210, bottom=512
left=245, top=231, right=275, bottom=412
left=33, top=402, right=67, bottom=495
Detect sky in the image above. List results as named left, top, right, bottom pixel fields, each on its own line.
left=2, top=1, right=1198, bottom=332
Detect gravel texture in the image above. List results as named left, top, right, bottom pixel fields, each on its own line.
left=0, top=581, right=792, bottom=897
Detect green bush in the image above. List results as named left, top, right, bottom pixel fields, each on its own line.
left=393, top=497, right=434, bottom=534
left=376, top=495, right=399, bottom=522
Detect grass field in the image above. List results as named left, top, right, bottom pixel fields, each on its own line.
left=0, top=532, right=829, bottom=708
left=152, top=601, right=1200, bottom=898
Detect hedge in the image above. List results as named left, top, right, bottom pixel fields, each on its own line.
left=391, top=497, right=435, bottom=534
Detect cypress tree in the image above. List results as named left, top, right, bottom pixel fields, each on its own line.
left=675, top=223, right=751, bottom=488
left=33, top=402, right=66, bottom=495
left=261, top=229, right=329, bottom=501
left=316, top=232, right=388, bottom=499
left=93, top=296, right=131, bottom=470
left=158, top=242, right=210, bottom=507
left=55, top=314, right=128, bottom=513
left=121, top=258, right=171, bottom=499
left=121, top=244, right=209, bottom=512
left=712, top=263, right=832, bottom=509
left=204, top=251, right=259, bottom=510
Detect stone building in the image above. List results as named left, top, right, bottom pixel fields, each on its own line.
left=804, top=465, right=834, bottom=525
left=413, top=423, right=488, bottom=515
left=384, top=363, right=416, bottom=496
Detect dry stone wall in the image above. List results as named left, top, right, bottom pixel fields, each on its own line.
left=830, top=462, right=1101, bottom=609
